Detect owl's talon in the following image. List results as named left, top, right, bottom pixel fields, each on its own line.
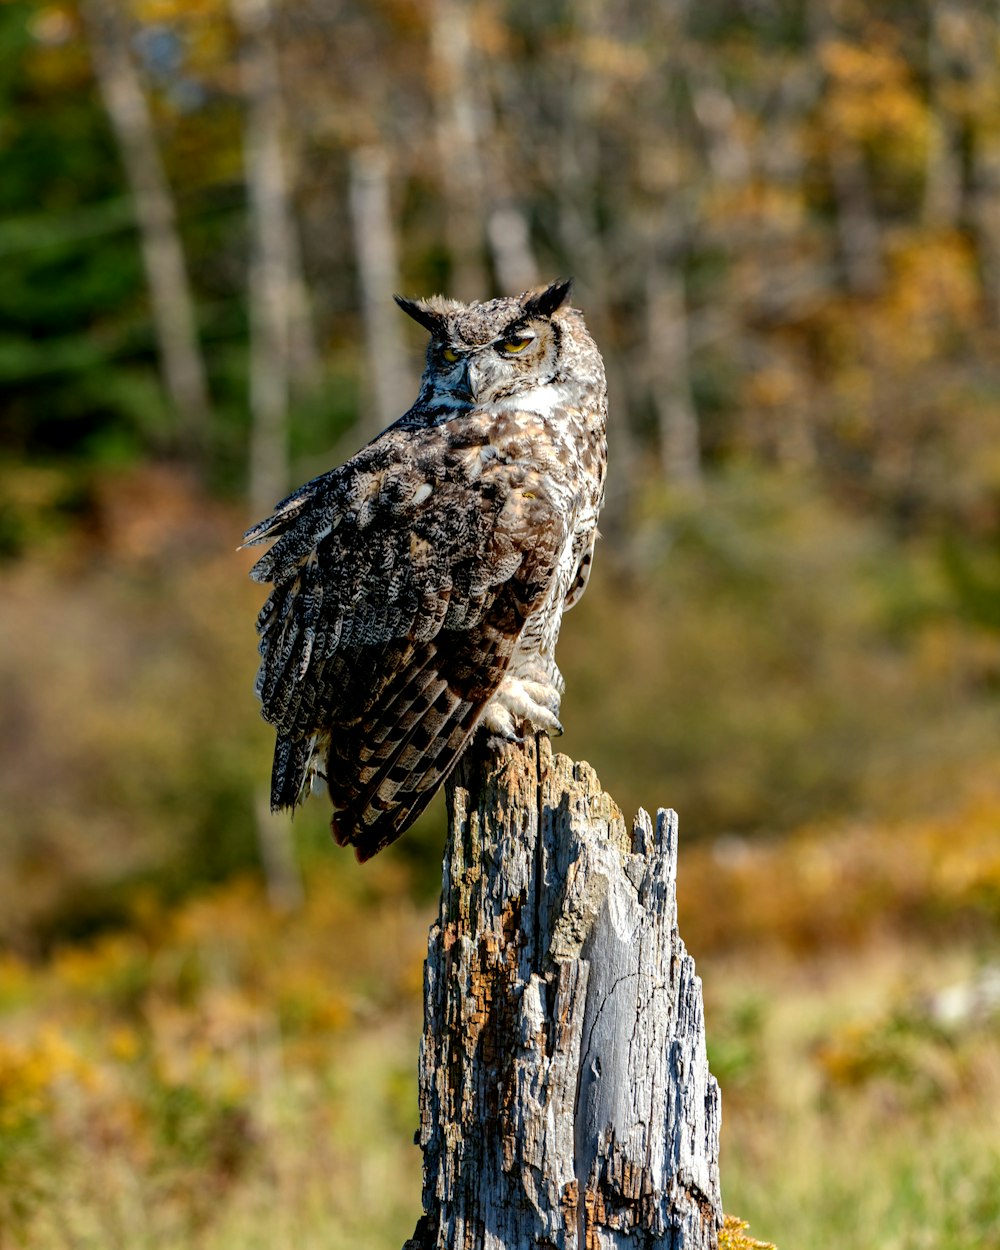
left=481, top=673, right=564, bottom=741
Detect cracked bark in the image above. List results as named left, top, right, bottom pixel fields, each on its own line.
left=404, top=735, right=722, bottom=1250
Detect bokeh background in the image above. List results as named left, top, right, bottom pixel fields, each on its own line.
left=2, top=0, right=1000, bottom=1245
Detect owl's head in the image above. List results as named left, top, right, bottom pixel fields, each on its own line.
left=395, top=279, right=586, bottom=407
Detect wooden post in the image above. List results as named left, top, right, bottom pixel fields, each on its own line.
left=404, top=734, right=723, bottom=1250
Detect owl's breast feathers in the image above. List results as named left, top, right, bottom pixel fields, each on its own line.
left=242, top=416, right=571, bottom=860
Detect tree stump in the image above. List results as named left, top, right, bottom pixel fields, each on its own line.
left=404, top=734, right=723, bottom=1250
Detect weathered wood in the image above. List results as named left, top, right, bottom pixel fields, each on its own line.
left=405, top=734, right=722, bottom=1250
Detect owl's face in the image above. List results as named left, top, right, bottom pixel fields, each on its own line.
left=396, top=280, right=578, bottom=408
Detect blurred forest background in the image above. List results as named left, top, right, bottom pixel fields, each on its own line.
left=2, top=0, right=1000, bottom=1246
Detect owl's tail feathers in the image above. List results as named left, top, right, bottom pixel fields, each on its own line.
left=332, top=785, right=442, bottom=864
left=270, top=734, right=318, bottom=811
left=329, top=694, right=482, bottom=862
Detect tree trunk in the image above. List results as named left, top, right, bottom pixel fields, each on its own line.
left=646, top=257, right=703, bottom=491
left=826, top=137, right=884, bottom=298
left=922, top=0, right=964, bottom=231
left=428, top=0, right=489, bottom=299
left=972, top=130, right=1000, bottom=327
left=232, top=0, right=317, bottom=516
left=81, top=0, right=211, bottom=459
left=405, top=734, right=723, bottom=1250
left=233, top=0, right=289, bottom=518
left=348, top=145, right=414, bottom=440
left=486, top=201, right=539, bottom=297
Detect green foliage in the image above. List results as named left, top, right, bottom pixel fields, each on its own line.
left=0, top=1, right=161, bottom=460
left=707, top=996, right=767, bottom=1096
left=941, top=532, right=1000, bottom=634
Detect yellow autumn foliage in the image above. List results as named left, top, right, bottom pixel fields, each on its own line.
left=820, top=32, right=929, bottom=161
left=719, top=1215, right=777, bottom=1250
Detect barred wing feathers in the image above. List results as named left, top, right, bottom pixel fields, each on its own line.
left=243, top=432, right=566, bottom=861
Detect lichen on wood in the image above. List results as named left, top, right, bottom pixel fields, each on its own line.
left=404, top=733, right=723, bottom=1250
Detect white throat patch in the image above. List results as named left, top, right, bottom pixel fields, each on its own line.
left=498, top=383, right=567, bottom=417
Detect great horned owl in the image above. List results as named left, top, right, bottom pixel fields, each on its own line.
left=243, top=279, right=608, bottom=860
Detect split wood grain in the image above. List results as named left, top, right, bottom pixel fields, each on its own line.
left=404, top=734, right=723, bottom=1250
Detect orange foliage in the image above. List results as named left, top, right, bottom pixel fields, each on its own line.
left=680, top=788, right=1000, bottom=958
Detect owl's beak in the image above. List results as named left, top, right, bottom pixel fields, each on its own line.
left=458, top=358, right=482, bottom=402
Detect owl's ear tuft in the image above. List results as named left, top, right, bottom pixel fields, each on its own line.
left=394, top=294, right=446, bottom=334
left=522, top=278, right=573, bottom=320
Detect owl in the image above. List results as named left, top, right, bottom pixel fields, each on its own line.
left=242, top=279, right=608, bottom=861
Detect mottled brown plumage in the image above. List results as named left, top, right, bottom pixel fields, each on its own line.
left=243, top=280, right=607, bottom=860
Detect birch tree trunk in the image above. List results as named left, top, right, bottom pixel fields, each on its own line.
left=486, top=202, right=539, bottom=297
left=232, top=0, right=318, bottom=516
left=429, top=0, right=489, bottom=299
left=80, top=0, right=211, bottom=458
left=922, top=1, right=963, bottom=231
left=405, top=734, right=723, bottom=1250
left=348, top=145, right=413, bottom=440
left=826, top=137, right=884, bottom=298
left=232, top=0, right=315, bottom=895
left=972, top=130, right=1000, bottom=327
left=646, top=256, right=702, bottom=490
left=233, top=0, right=290, bottom=518
left=808, top=0, right=884, bottom=300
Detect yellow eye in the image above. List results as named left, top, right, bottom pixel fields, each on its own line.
left=442, top=346, right=459, bottom=363
left=501, top=334, right=533, bottom=354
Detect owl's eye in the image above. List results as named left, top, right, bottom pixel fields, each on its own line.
left=500, top=333, right=534, bottom=355
left=441, top=346, right=460, bottom=363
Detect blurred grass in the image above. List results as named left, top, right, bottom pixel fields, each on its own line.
left=710, top=945, right=1000, bottom=1250
left=0, top=850, right=997, bottom=1248
left=0, top=461, right=999, bottom=1247
left=0, top=868, right=428, bottom=1249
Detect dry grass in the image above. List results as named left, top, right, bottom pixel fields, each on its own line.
left=709, top=942, right=1000, bottom=1250
left=2, top=866, right=997, bottom=1249
left=0, top=868, right=429, bottom=1250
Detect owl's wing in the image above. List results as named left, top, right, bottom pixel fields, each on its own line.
left=243, top=433, right=567, bottom=860
left=563, top=527, right=597, bottom=612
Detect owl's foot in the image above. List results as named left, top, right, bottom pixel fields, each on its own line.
left=480, top=676, right=564, bottom=744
